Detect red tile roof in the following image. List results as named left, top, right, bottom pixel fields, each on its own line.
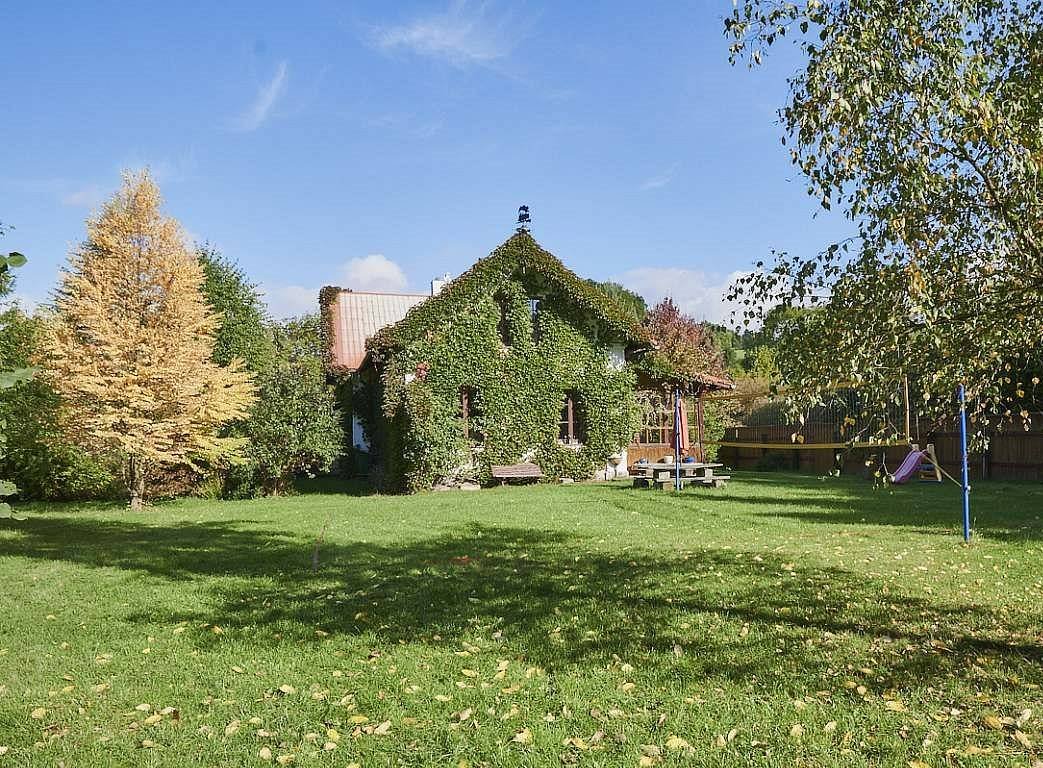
left=329, top=290, right=428, bottom=371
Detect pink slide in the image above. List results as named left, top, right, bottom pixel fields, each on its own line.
left=891, top=450, right=926, bottom=484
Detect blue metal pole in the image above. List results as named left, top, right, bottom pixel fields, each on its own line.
left=959, top=384, right=971, bottom=543
left=674, top=388, right=681, bottom=491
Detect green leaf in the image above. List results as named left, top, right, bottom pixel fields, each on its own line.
left=6, top=251, right=26, bottom=268
left=0, top=367, right=37, bottom=390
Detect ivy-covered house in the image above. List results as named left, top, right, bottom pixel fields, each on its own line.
left=322, top=230, right=647, bottom=491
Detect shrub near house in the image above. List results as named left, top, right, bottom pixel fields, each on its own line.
left=325, top=231, right=646, bottom=491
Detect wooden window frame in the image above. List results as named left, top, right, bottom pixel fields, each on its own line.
left=495, top=293, right=510, bottom=345
left=635, top=394, right=674, bottom=445
left=459, top=386, right=483, bottom=442
left=529, top=298, right=541, bottom=342
left=558, top=391, right=585, bottom=444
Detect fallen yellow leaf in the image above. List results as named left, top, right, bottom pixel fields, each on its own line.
left=983, top=715, right=1004, bottom=731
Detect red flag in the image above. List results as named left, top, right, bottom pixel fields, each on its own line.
left=673, top=396, right=690, bottom=457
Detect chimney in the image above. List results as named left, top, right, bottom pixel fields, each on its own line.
left=431, top=273, right=452, bottom=296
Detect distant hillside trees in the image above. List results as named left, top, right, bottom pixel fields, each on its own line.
left=589, top=281, right=648, bottom=324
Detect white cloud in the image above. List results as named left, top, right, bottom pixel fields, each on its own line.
left=260, top=284, right=319, bottom=320
left=61, top=184, right=105, bottom=209
left=3, top=293, right=42, bottom=315
left=341, top=254, right=408, bottom=292
left=373, top=1, right=519, bottom=66
left=230, top=61, right=288, bottom=131
left=613, top=267, right=749, bottom=326
left=639, top=165, right=678, bottom=191
left=118, top=148, right=198, bottom=184
left=260, top=254, right=411, bottom=320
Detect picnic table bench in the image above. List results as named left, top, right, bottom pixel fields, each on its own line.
left=630, top=462, right=730, bottom=490
left=491, top=462, right=544, bottom=485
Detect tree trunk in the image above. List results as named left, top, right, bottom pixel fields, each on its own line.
left=127, top=456, right=146, bottom=510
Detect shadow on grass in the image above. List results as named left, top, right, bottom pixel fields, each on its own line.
left=2, top=515, right=1041, bottom=694
left=293, top=475, right=377, bottom=496
left=614, top=473, right=1043, bottom=542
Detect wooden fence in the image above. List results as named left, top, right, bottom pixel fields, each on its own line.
left=717, top=415, right=1043, bottom=481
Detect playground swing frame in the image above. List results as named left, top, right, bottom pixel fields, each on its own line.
left=695, top=379, right=973, bottom=543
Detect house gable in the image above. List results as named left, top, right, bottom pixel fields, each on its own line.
left=367, top=231, right=647, bottom=359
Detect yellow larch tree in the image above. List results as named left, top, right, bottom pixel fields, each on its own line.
left=42, top=171, right=256, bottom=508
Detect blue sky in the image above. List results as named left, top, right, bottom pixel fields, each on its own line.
left=0, top=1, right=850, bottom=323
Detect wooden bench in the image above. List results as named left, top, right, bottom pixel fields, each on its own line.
left=491, top=463, right=544, bottom=485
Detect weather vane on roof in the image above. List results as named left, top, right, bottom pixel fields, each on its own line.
left=516, top=205, right=531, bottom=232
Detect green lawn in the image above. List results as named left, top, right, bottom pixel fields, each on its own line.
left=1, top=475, right=1042, bottom=767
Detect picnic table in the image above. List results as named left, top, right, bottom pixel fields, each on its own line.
left=630, top=462, right=730, bottom=490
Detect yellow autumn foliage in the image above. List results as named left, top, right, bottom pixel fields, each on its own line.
left=42, top=170, right=255, bottom=507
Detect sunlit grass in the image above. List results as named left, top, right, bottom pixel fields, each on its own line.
left=1, top=474, right=1041, bottom=766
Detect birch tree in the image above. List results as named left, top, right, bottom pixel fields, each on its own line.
left=725, top=0, right=1043, bottom=440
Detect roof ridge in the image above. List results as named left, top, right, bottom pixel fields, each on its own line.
left=323, top=286, right=430, bottom=298
left=367, top=231, right=648, bottom=353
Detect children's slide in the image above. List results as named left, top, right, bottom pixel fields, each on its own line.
left=891, top=449, right=926, bottom=484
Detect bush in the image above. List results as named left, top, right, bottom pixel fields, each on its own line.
left=0, top=310, right=119, bottom=500
left=228, top=316, right=344, bottom=496
left=199, top=252, right=342, bottom=497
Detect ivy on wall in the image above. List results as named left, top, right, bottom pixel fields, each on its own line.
left=357, top=232, right=643, bottom=492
